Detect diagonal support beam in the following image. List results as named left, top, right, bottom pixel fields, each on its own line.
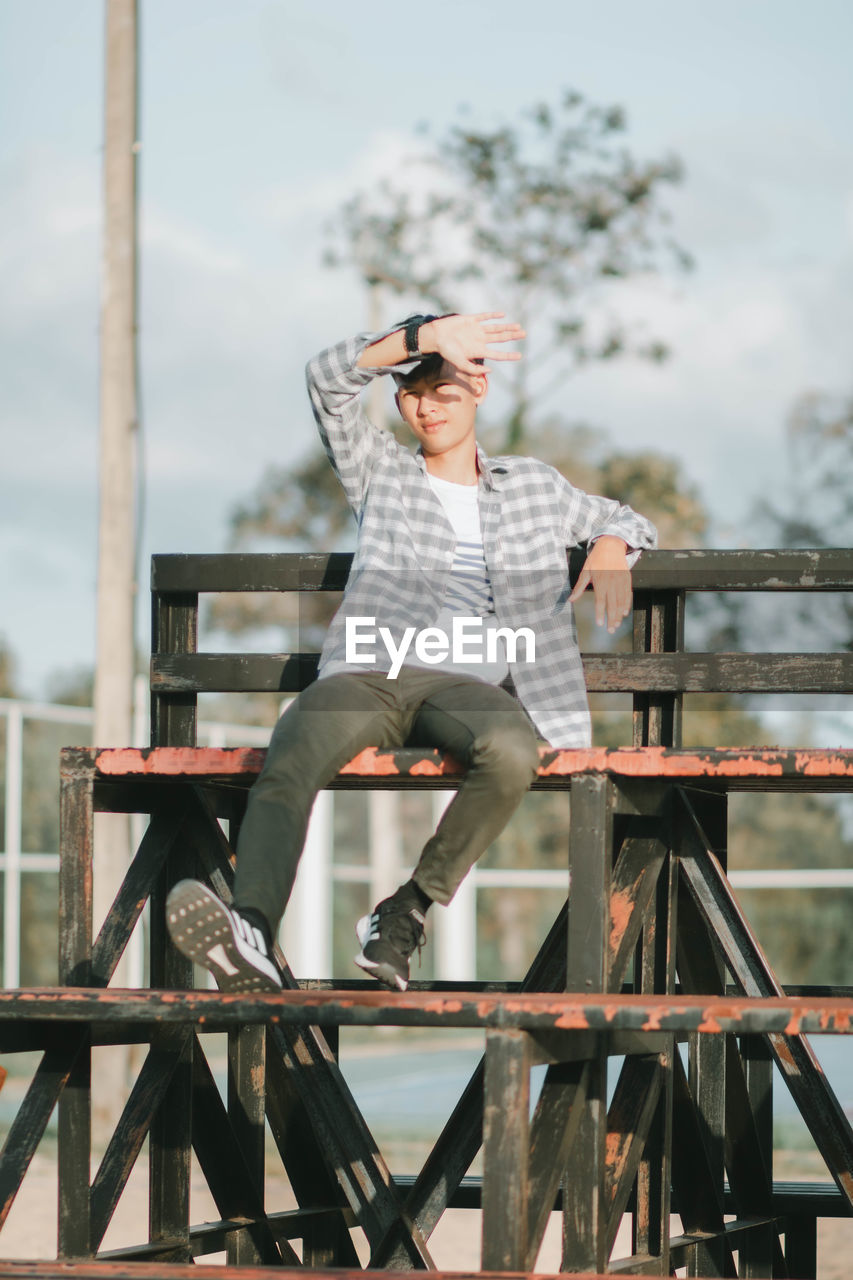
left=524, top=1056, right=590, bottom=1270
left=90, top=1044, right=181, bottom=1250
left=608, top=832, right=668, bottom=992
left=190, top=1038, right=299, bottom=1266
left=91, top=805, right=189, bottom=986
left=0, top=1035, right=86, bottom=1232
left=182, top=787, right=434, bottom=1268
left=605, top=1053, right=665, bottom=1254
left=671, top=1049, right=737, bottom=1277
left=677, top=786, right=853, bottom=1209
left=181, top=789, right=358, bottom=1265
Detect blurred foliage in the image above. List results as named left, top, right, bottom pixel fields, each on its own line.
left=758, top=389, right=853, bottom=552
left=729, top=792, right=853, bottom=986
left=45, top=665, right=94, bottom=707
left=325, top=88, right=690, bottom=448
left=0, top=636, right=18, bottom=698
left=746, top=389, right=853, bottom=654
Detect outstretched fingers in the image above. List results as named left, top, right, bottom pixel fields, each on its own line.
left=425, top=311, right=525, bottom=372
left=484, top=347, right=523, bottom=362
left=482, top=318, right=526, bottom=360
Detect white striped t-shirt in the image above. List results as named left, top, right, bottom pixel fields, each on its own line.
left=409, top=472, right=509, bottom=683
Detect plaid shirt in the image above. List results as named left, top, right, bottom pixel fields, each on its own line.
left=305, top=324, right=657, bottom=747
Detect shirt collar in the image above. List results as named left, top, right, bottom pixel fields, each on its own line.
left=415, top=443, right=507, bottom=491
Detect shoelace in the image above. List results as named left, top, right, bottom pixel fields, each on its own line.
left=373, top=903, right=426, bottom=965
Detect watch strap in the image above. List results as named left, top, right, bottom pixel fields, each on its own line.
left=404, top=315, right=427, bottom=356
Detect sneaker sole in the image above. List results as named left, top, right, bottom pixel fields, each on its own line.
left=166, top=880, right=282, bottom=993
left=354, top=914, right=408, bottom=991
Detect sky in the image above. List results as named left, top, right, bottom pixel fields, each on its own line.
left=1, top=0, right=852, bottom=697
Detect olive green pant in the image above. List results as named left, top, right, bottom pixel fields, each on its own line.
left=233, top=668, right=540, bottom=931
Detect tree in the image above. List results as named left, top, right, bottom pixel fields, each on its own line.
left=0, top=637, right=17, bottom=698
left=760, top=389, right=853, bottom=550
left=729, top=790, right=853, bottom=987
left=325, top=89, right=690, bottom=448
left=751, top=388, right=853, bottom=653
left=46, top=665, right=95, bottom=708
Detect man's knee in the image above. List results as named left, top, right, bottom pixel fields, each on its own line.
left=471, top=721, right=539, bottom=789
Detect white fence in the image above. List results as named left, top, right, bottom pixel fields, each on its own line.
left=4, top=690, right=853, bottom=988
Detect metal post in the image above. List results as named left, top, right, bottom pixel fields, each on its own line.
left=368, top=792, right=402, bottom=908
left=432, top=790, right=478, bottom=981
left=92, top=0, right=140, bottom=1121
left=282, top=790, right=333, bottom=978
left=2, top=703, right=23, bottom=987
left=94, top=0, right=139, bottom=760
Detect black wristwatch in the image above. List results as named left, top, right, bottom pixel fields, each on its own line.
left=403, top=314, right=436, bottom=357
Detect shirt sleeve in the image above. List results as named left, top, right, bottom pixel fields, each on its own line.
left=552, top=468, right=658, bottom=563
left=305, top=318, right=423, bottom=516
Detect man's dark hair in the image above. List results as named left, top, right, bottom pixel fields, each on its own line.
left=392, top=353, right=484, bottom=389
left=391, top=352, right=446, bottom=389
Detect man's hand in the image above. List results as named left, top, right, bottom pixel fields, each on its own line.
left=419, top=312, right=525, bottom=374
left=568, top=536, right=632, bottom=634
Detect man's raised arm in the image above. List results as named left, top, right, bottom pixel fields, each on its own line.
left=357, top=312, right=525, bottom=373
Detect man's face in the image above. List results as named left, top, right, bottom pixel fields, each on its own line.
left=395, top=361, right=486, bottom=457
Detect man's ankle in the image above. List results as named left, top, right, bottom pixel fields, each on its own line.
left=394, top=878, right=432, bottom=914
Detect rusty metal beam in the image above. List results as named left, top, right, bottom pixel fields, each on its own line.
left=81, top=744, right=853, bottom=791
left=3, top=987, right=853, bottom=1035
left=0, top=1263, right=619, bottom=1280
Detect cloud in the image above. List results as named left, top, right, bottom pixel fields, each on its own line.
left=543, top=245, right=853, bottom=542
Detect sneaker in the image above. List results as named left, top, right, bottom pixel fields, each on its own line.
left=166, top=879, right=282, bottom=993
left=354, top=894, right=426, bottom=991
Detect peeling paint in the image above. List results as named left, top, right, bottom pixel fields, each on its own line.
left=605, top=1130, right=622, bottom=1176
left=773, top=1039, right=798, bottom=1069
left=95, top=746, right=265, bottom=777
left=796, top=751, right=853, bottom=778
left=6, top=988, right=853, bottom=1043
left=609, top=888, right=634, bottom=956
left=554, top=1008, right=595, bottom=1030
left=410, top=756, right=464, bottom=777
left=89, top=744, right=853, bottom=790
left=338, top=748, right=400, bottom=776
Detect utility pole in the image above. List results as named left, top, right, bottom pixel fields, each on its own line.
left=93, top=0, right=139, bottom=1117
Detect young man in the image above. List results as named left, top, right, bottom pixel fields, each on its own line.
left=166, top=312, right=656, bottom=992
